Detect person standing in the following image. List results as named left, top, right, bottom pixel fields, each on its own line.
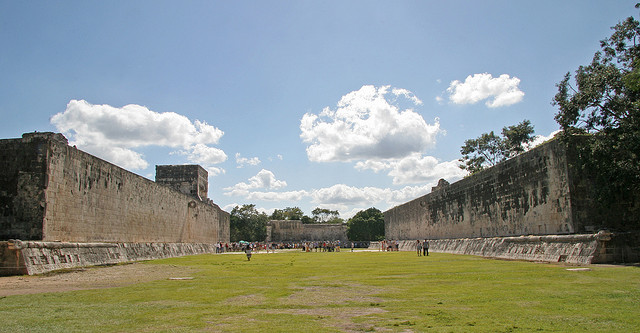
left=244, top=244, right=252, bottom=261
left=416, top=240, right=422, bottom=256
left=422, top=239, right=429, bottom=256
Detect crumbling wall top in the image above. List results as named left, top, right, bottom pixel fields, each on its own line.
left=22, top=132, right=68, bottom=145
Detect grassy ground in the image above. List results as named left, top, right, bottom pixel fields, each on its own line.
left=0, top=250, right=638, bottom=332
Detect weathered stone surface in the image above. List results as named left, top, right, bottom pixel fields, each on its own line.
left=0, top=132, right=230, bottom=275
left=384, top=139, right=592, bottom=241
left=266, top=220, right=348, bottom=243
left=0, top=240, right=219, bottom=276
left=156, top=165, right=209, bottom=200
left=370, top=231, right=638, bottom=265
left=382, top=139, right=639, bottom=264
left=0, top=132, right=229, bottom=244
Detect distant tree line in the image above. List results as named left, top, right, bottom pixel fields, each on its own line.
left=229, top=205, right=385, bottom=242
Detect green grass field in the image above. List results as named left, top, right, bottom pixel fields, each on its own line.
left=1, top=250, right=638, bottom=332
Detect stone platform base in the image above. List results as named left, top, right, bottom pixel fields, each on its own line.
left=0, top=240, right=218, bottom=276
left=370, top=231, right=639, bottom=265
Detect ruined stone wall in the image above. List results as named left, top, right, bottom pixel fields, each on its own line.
left=368, top=231, right=639, bottom=265
left=1, top=240, right=221, bottom=276
left=155, top=165, right=208, bottom=200
left=267, top=220, right=348, bottom=242
left=384, top=139, right=588, bottom=241
left=0, top=133, right=230, bottom=244
left=0, top=133, right=67, bottom=240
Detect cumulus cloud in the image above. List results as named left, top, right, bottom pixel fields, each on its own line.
left=528, top=130, right=561, bottom=149
left=223, top=169, right=288, bottom=197
left=308, top=183, right=442, bottom=209
left=50, top=100, right=227, bottom=170
left=246, top=190, right=309, bottom=202
left=205, top=166, right=225, bottom=177
left=355, top=154, right=466, bottom=185
left=187, top=143, right=227, bottom=165
left=300, top=85, right=441, bottom=162
left=235, top=153, right=261, bottom=168
left=447, top=73, right=524, bottom=108
left=224, top=179, right=450, bottom=213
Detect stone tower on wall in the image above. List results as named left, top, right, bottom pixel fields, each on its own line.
left=155, top=165, right=208, bottom=200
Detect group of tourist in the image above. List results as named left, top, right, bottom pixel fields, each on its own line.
left=301, top=241, right=342, bottom=252
left=416, top=239, right=429, bottom=256
left=380, top=240, right=400, bottom=251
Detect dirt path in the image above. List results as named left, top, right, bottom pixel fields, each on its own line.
left=0, top=263, right=196, bottom=297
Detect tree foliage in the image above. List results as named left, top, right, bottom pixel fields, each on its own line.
left=311, top=207, right=342, bottom=223
left=459, top=120, right=535, bottom=174
left=230, top=204, right=268, bottom=242
left=346, top=208, right=385, bottom=241
left=552, top=8, right=640, bottom=230
left=270, top=207, right=304, bottom=220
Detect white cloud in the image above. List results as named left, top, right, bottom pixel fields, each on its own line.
left=223, top=169, right=288, bottom=197
left=235, top=153, right=261, bottom=168
left=308, top=183, right=440, bottom=210
left=391, top=87, right=423, bottom=105
left=447, top=73, right=524, bottom=108
left=300, top=85, right=442, bottom=162
left=387, top=154, right=466, bottom=185
left=224, top=176, right=467, bottom=214
left=528, top=130, right=561, bottom=149
left=85, top=144, right=149, bottom=170
left=187, top=143, right=227, bottom=165
left=50, top=100, right=227, bottom=170
left=355, top=154, right=467, bottom=185
left=246, top=190, right=309, bottom=202
left=205, top=166, right=225, bottom=177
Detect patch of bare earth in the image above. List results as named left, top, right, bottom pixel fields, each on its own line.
left=0, top=263, right=196, bottom=296
left=208, top=282, right=390, bottom=332
left=277, top=282, right=388, bottom=332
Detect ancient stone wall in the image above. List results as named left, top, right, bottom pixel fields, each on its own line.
left=156, top=165, right=208, bottom=200
left=0, top=240, right=221, bottom=276
left=368, top=231, right=639, bottom=265
left=384, top=139, right=591, bottom=241
left=0, top=132, right=229, bottom=244
left=266, top=220, right=348, bottom=243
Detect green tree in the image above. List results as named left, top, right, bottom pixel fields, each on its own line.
left=346, top=208, right=385, bottom=241
left=459, top=120, right=535, bottom=174
left=300, top=215, right=314, bottom=224
left=230, top=204, right=268, bottom=242
left=270, top=207, right=304, bottom=220
left=311, top=207, right=342, bottom=223
left=552, top=8, right=640, bottom=230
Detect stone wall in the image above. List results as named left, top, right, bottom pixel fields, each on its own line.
left=0, top=132, right=229, bottom=244
left=156, top=165, right=209, bottom=200
left=0, top=240, right=220, bottom=276
left=369, top=231, right=639, bottom=265
left=266, top=220, right=348, bottom=243
left=384, top=139, right=592, bottom=241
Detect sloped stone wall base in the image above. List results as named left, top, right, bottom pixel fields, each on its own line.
left=0, top=240, right=218, bottom=276
left=370, top=231, right=638, bottom=265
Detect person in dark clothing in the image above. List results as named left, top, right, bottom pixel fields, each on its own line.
left=422, top=239, right=429, bottom=256
left=244, top=245, right=252, bottom=261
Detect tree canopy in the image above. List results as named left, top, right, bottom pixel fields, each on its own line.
left=346, top=208, right=385, bottom=241
left=270, top=207, right=304, bottom=221
left=230, top=204, right=268, bottom=242
left=459, top=120, right=535, bottom=174
left=311, top=208, right=342, bottom=223
left=552, top=7, right=640, bottom=230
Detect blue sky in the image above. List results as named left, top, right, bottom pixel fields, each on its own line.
left=1, top=1, right=637, bottom=218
